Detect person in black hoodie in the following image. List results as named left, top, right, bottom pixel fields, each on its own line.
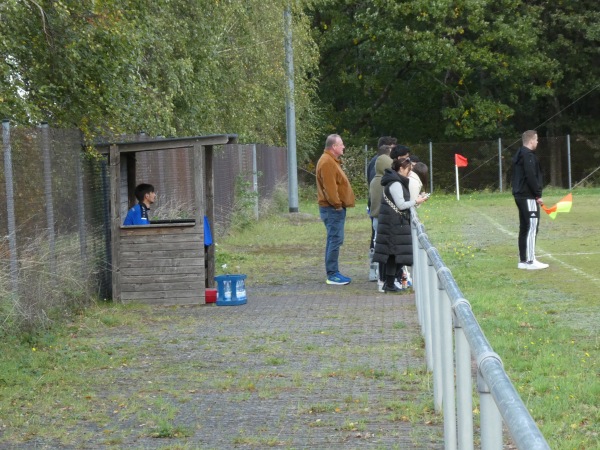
left=373, top=157, right=429, bottom=293
left=512, top=130, right=549, bottom=270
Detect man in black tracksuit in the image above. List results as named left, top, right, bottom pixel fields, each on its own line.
left=511, top=130, right=549, bottom=270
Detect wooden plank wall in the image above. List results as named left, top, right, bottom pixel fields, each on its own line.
left=119, top=225, right=205, bottom=305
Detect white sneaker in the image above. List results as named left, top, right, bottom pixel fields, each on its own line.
left=533, top=259, right=549, bottom=269
left=525, top=260, right=548, bottom=270
left=377, top=280, right=384, bottom=292
left=517, top=261, right=528, bottom=269
left=394, top=280, right=405, bottom=290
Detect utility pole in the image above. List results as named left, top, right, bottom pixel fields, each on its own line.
left=284, top=5, right=299, bottom=213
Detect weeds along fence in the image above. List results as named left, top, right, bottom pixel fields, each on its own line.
left=410, top=206, right=550, bottom=450
left=1, top=122, right=287, bottom=332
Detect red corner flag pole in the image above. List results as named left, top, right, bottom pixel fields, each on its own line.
left=455, top=154, right=468, bottom=200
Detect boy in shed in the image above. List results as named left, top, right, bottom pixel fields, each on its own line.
left=123, top=183, right=156, bottom=225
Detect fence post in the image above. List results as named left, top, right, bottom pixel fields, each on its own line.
left=413, top=227, right=433, bottom=372
left=429, top=256, right=443, bottom=412
left=478, top=370, right=503, bottom=450
left=498, top=138, right=503, bottom=193
left=429, top=140, right=433, bottom=193
left=75, top=145, right=87, bottom=280
left=2, top=119, right=19, bottom=295
left=438, top=271, right=457, bottom=450
left=567, top=134, right=572, bottom=190
left=252, top=144, right=259, bottom=220
left=454, top=303, right=474, bottom=450
left=101, top=159, right=112, bottom=294
left=364, top=144, right=368, bottom=180
left=41, top=122, right=57, bottom=282
left=422, top=244, right=433, bottom=370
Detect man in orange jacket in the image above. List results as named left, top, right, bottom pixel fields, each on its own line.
left=316, top=134, right=356, bottom=285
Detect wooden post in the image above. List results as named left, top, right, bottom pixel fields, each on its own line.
left=204, top=144, right=215, bottom=287
left=126, top=153, right=136, bottom=208
left=109, top=144, right=121, bottom=302
left=193, top=143, right=206, bottom=293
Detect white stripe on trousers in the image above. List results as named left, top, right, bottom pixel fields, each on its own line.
left=526, top=199, right=538, bottom=262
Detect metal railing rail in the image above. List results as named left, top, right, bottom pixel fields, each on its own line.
left=410, top=206, right=550, bottom=450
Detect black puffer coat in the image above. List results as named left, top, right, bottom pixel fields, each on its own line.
left=373, top=169, right=413, bottom=266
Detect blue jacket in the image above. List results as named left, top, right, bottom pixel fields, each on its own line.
left=123, top=203, right=150, bottom=225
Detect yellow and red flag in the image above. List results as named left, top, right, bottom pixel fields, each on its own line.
left=541, top=193, right=572, bottom=219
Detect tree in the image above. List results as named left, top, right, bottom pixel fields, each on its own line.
left=306, top=0, right=598, bottom=149
left=0, top=0, right=321, bottom=160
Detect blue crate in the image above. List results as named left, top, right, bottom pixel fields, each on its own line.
left=215, top=274, right=247, bottom=306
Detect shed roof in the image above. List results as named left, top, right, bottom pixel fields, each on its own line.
left=95, top=134, right=238, bottom=154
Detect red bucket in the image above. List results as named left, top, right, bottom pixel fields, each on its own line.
left=205, top=288, right=217, bottom=303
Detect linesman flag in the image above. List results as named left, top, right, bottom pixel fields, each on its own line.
left=541, top=193, right=573, bottom=219
left=455, top=153, right=468, bottom=167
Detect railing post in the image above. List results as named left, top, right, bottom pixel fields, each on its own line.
left=429, top=254, right=443, bottom=411
left=418, top=234, right=433, bottom=371
left=454, top=302, right=474, bottom=450
left=478, top=370, right=503, bottom=450
left=438, top=271, right=457, bottom=450
left=412, top=226, right=422, bottom=325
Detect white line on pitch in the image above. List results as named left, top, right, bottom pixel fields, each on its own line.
left=478, top=211, right=600, bottom=285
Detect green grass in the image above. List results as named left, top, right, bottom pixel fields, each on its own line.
left=420, top=188, right=600, bottom=449
left=1, top=188, right=598, bottom=448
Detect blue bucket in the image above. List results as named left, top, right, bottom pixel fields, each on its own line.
left=215, top=274, right=247, bottom=306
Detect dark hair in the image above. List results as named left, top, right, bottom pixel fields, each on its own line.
left=377, top=136, right=397, bottom=148
left=390, top=145, right=410, bottom=159
left=134, top=183, right=155, bottom=202
left=412, top=162, right=429, bottom=186
left=392, top=157, right=411, bottom=172
left=409, top=154, right=420, bottom=163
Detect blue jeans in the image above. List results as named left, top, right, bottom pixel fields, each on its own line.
left=319, top=206, right=346, bottom=276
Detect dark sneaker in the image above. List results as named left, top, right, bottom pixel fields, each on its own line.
left=383, top=283, right=403, bottom=293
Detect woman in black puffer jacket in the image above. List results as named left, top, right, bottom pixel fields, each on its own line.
left=373, top=157, right=429, bottom=293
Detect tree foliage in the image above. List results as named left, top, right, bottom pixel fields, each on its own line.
left=0, top=0, right=321, bottom=158
left=306, top=0, right=600, bottom=148
left=2, top=0, right=598, bottom=162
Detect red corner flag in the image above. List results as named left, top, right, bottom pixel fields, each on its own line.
left=455, top=153, right=468, bottom=167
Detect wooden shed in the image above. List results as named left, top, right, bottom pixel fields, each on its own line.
left=95, top=134, right=237, bottom=305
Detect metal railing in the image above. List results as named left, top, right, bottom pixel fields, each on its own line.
left=410, top=206, right=550, bottom=450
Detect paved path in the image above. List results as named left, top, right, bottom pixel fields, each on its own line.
left=88, top=276, right=444, bottom=449
left=5, top=278, right=444, bottom=449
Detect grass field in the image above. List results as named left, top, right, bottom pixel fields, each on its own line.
left=413, top=188, right=600, bottom=449
left=0, top=187, right=598, bottom=449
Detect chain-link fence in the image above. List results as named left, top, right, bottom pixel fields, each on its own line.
left=2, top=124, right=598, bottom=330
left=1, top=124, right=287, bottom=331
left=338, top=135, right=600, bottom=197
left=404, top=135, right=600, bottom=193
